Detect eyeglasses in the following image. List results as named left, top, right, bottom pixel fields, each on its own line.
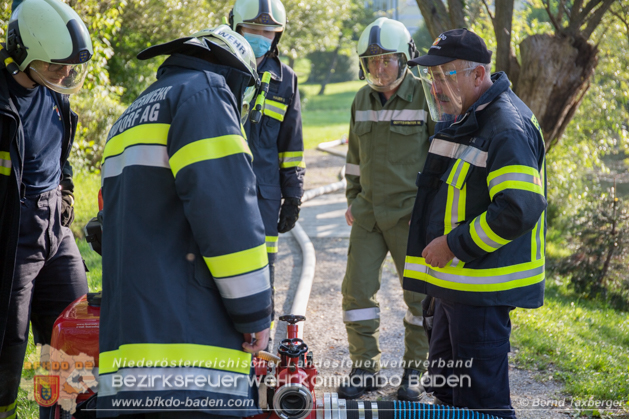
left=421, top=66, right=479, bottom=83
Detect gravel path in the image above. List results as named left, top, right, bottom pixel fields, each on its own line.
left=273, top=149, right=573, bottom=419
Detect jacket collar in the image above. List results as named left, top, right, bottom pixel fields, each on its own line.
left=257, top=55, right=282, bottom=82
left=369, top=69, right=416, bottom=104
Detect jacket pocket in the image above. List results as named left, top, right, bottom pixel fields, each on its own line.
left=193, top=252, right=217, bottom=290
left=258, top=183, right=282, bottom=201
left=387, top=124, right=424, bottom=165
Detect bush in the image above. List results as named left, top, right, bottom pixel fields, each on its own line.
left=555, top=188, right=629, bottom=308
left=306, top=50, right=359, bottom=84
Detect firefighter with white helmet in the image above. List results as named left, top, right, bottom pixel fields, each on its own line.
left=230, top=0, right=305, bottom=340
left=0, top=0, right=92, bottom=417
left=97, top=25, right=272, bottom=417
left=338, top=17, right=434, bottom=401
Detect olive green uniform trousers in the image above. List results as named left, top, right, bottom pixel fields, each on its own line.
left=342, top=217, right=429, bottom=372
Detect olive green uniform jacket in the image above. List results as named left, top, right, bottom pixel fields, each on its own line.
left=346, top=70, right=435, bottom=228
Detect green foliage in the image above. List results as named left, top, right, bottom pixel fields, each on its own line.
left=412, top=20, right=433, bottom=54
left=306, top=50, right=359, bottom=84
left=554, top=190, right=629, bottom=308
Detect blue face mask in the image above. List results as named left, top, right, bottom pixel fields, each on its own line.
left=243, top=32, right=273, bottom=58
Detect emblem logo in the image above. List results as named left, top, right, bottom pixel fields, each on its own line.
left=34, top=375, right=60, bottom=407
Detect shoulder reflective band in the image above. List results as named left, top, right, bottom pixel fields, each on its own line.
left=429, top=138, right=488, bottom=167
left=263, top=99, right=288, bottom=122
left=343, top=307, right=380, bottom=322
left=101, top=124, right=171, bottom=185
left=279, top=151, right=305, bottom=169
left=487, top=165, right=543, bottom=200
left=469, top=212, right=511, bottom=253
left=0, top=151, right=12, bottom=176
left=404, top=255, right=545, bottom=292
left=354, top=109, right=428, bottom=123
left=266, top=235, right=278, bottom=253
left=204, top=243, right=268, bottom=279
left=102, top=123, right=170, bottom=162
left=170, top=135, right=252, bottom=178
left=99, top=343, right=252, bottom=375
left=345, top=163, right=361, bottom=176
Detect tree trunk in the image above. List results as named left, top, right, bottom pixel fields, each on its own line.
left=318, top=45, right=341, bottom=96
left=288, top=56, right=296, bottom=69
left=515, top=33, right=598, bottom=152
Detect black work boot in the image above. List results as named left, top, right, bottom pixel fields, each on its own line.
left=397, top=369, right=425, bottom=401
left=337, top=368, right=382, bottom=399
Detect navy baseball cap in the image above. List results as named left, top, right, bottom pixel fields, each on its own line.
left=409, top=28, right=492, bottom=67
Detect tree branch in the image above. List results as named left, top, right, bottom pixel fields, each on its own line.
left=582, top=0, right=616, bottom=40
left=543, top=0, right=562, bottom=32
left=568, top=0, right=585, bottom=33
left=481, top=0, right=495, bottom=21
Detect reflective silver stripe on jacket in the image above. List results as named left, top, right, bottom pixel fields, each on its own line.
left=354, top=109, right=428, bottom=123
left=99, top=367, right=249, bottom=397
left=404, top=261, right=545, bottom=285
left=0, top=407, right=16, bottom=419
left=429, top=139, right=488, bottom=167
left=214, top=266, right=271, bottom=299
left=488, top=173, right=542, bottom=190
left=101, top=145, right=170, bottom=185
left=343, top=307, right=380, bottom=322
left=0, top=158, right=11, bottom=169
left=404, top=310, right=423, bottom=327
left=472, top=217, right=503, bottom=250
left=345, top=163, right=361, bottom=176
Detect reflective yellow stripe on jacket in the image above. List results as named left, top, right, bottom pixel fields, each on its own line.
left=0, top=151, right=12, bottom=176
left=487, top=165, right=543, bottom=200
left=279, top=151, right=305, bottom=169
left=264, top=99, right=288, bottom=122
left=404, top=255, right=544, bottom=292
left=266, top=235, right=278, bottom=254
left=99, top=343, right=251, bottom=375
left=101, top=124, right=170, bottom=185
left=0, top=401, right=17, bottom=419
left=170, top=135, right=252, bottom=177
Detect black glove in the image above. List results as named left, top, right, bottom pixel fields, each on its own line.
left=277, top=197, right=301, bottom=233
left=59, top=176, right=75, bottom=227
left=60, top=189, right=75, bottom=227
left=84, top=211, right=104, bottom=256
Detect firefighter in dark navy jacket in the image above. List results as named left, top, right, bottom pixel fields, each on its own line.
left=230, top=0, right=305, bottom=326
left=97, top=26, right=272, bottom=418
left=0, top=1, right=92, bottom=417
left=404, top=29, right=547, bottom=419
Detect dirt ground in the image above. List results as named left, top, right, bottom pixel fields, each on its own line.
left=271, top=149, right=576, bottom=419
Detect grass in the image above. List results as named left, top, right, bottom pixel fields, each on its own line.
left=511, top=279, right=629, bottom=407
left=300, top=80, right=364, bottom=149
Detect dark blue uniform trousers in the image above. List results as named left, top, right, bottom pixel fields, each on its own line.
left=426, top=298, right=516, bottom=419
left=0, top=189, right=88, bottom=419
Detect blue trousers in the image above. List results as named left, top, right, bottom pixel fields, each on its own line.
left=0, top=189, right=88, bottom=419
left=426, top=298, right=516, bottom=419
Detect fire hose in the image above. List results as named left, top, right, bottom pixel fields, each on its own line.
left=277, top=140, right=501, bottom=419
